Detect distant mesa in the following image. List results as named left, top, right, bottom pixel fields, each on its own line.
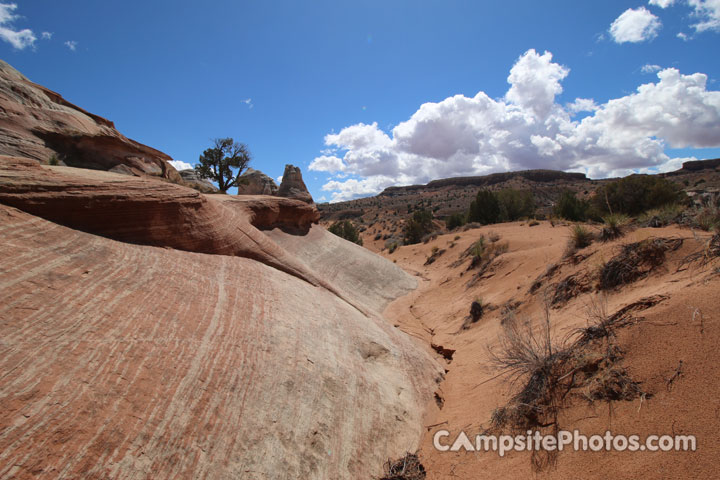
left=379, top=169, right=588, bottom=196
left=277, top=164, right=314, bottom=204
left=236, top=167, right=279, bottom=195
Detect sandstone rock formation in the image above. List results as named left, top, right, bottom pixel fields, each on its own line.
left=278, top=164, right=314, bottom=203
left=178, top=168, right=219, bottom=193
left=0, top=60, right=180, bottom=182
left=0, top=156, right=441, bottom=479
left=236, top=167, right=279, bottom=195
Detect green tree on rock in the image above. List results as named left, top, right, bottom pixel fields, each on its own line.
left=195, top=138, right=252, bottom=193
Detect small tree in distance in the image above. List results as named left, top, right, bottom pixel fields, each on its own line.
left=195, top=138, right=251, bottom=193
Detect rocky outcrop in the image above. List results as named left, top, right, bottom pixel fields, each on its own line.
left=0, top=60, right=180, bottom=182
left=0, top=157, right=441, bottom=479
left=278, top=164, right=314, bottom=203
left=178, top=168, right=218, bottom=193
left=236, top=167, right=279, bottom=195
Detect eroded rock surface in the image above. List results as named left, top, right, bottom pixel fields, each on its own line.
left=0, top=60, right=180, bottom=182
left=0, top=157, right=441, bottom=479
left=178, top=168, right=219, bottom=193
left=236, top=167, right=279, bottom=196
left=278, top=164, right=313, bottom=204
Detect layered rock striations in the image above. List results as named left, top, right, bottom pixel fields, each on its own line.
left=0, top=60, right=180, bottom=182
left=0, top=157, right=441, bottom=479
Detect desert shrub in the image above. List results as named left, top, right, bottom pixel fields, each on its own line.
left=489, top=311, right=567, bottom=435
left=554, top=190, right=589, bottom=221
left=445, top=212, right=465, bottom=230
left=327, top=220, right=363, bottom=245
left=488, top=299, right=648, bottom=471
left=422, top=231, right=441, bottom=244
left=467, top=189, right=500, bottom=225
left=497, top=189, right=535, bottom=221
left=592, top=175, right=686, bottom=216
left=374, top=232, right=382, bottom=241
left=692, top=203, right=720, bottom=232
left=528, top=219, right=540, bottom=227
left=384, top=237, right=402, bottom=253
left=599, top=213, right=630, bottom=241
left=48, top=154, right=60, bottom=166
left=403, top=209, right=434, bottom=245
left=569, top=225, right=593, bottom=250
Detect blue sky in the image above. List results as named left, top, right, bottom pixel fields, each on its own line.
left=1, top=1, right=719, bottom=202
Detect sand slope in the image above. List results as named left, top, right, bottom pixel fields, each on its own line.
left=375, top=222, right=720, bottom=479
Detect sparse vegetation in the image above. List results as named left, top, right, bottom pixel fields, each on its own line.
left=568, top=225, right=593, bottom=251
left=599, top=213, right=630, bottom=241
left=592, top=175, right=686, bottom=216
left=49, top=154, right=60, bottom=166
left=691, top=202, right=720, bottom=232
left=378, top=452, right=426, bottom=480
left=424, top=246, right=446, bottom=265
left=467, top=189, right=500, bottom=225
left=488, top=297, right=648, bottom=470
left=554, top=190, right=589, bottom=221
left=327, top=220, right=363, bottom=245
left=639, top=203, right=685, bottom=228
left=496, top=188, right=535, bottom=221
left=599, top=237, right=683, bottom=290
left=445, top=212, right=465, bottom=230
left=403, top=209, right=434, bottom=245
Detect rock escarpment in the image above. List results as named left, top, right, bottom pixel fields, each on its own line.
left=278, top=163, right=314, bottom=203
left=0, top=60, right=180, bottom=182
left=0, top=157, right=441, bottom=479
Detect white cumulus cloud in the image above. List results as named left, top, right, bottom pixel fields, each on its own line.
left=0, top=3, right=36, bottom=50
left=610, top=7, right=662, bottom=43
left=641, top=64, right=662, bottom=73
left=41, top=31, right=52, bottom=40
left=64, top=40, right=77, bottom=51
left=311, top=49, right=720, bottom=202
left=649, top=0, right=676, bottom=8
left=567, top=98, right=598, bottom=114
left=168, top=160, right=194, bottom=171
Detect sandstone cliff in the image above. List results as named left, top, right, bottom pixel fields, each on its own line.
left=0, top=156, right=441, bottom=479
left=0, top=60, right=180, bottom=182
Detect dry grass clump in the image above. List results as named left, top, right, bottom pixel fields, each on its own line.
left=598, top=237, right=682, bottom=290
left=691, top=202, right=720, bottom=232
left=679, top=233, right=720, bottom=269
left=378, top=452, right=426, bottom=480
left=599, top=213, right=630, bottom=241
left=639, top=203, right=685, bottom=228
left=564, top=225, right=593, bottom=257
left=424, top=246, right=446, bottom=265
left=488, top=296, right=649, bottom=470
left=451, top=234, right=508, bottom=276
